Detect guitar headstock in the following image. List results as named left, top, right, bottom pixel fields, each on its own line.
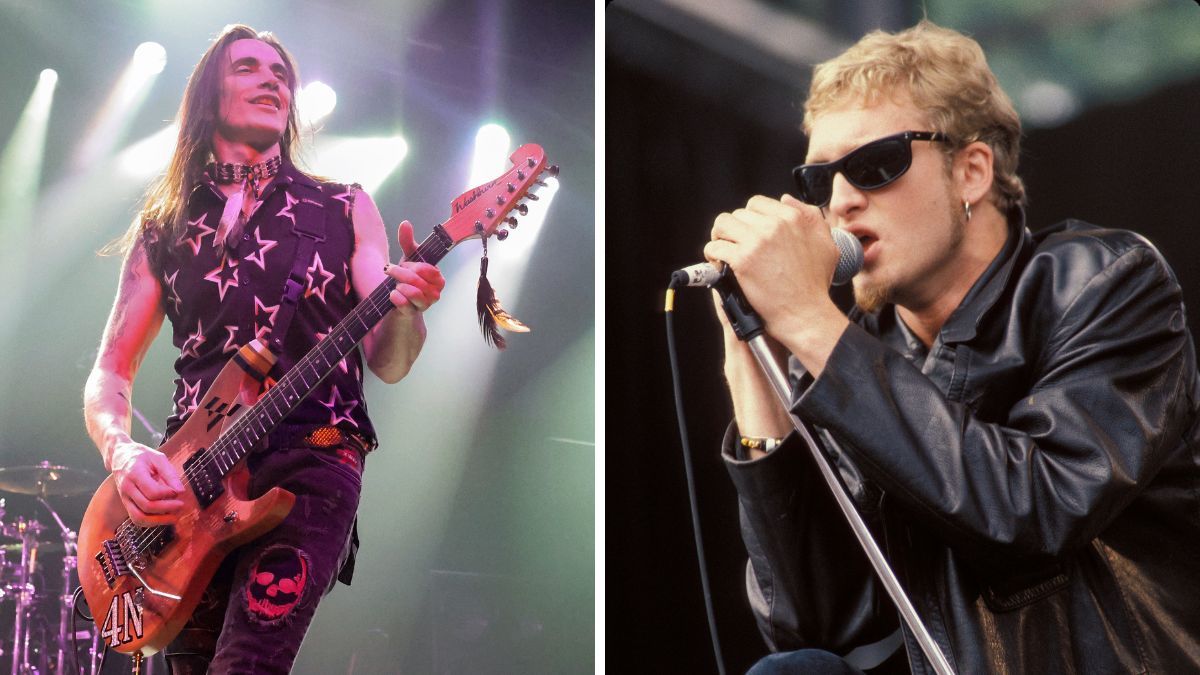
left=442, top=143, right=558, bottom=247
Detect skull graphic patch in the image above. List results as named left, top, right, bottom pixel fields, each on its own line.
left=244, top=545, right=309, bottom=624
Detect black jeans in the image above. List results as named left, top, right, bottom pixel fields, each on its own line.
left=163, top=440, right=364, bottom=674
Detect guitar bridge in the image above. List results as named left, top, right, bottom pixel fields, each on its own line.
left=95, top=526, right=177, bottom=588
left=97, top=538, right=129, bottom=588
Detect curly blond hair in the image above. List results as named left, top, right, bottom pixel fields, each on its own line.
left=804, top=20, right=1026, bottom=213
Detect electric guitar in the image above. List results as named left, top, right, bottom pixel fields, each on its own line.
left=78, top=143, right=556, bottom=655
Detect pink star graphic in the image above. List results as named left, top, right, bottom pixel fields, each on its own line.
left=330, top=186, right=354, bottom=218
left=181, top=319, right=207, bottom=359
left=305, top=252, right=335, bottom=304
left=180, top=214, right=215, bottom=255
left=276, top=191, right=299, bottom=227
left=202, top=256, right=240, bottom=301
left=244, top=229, right=278, bottom=271
left=221, top=324, right=240, bottom=353
left=254, top=296, right=280, bottom=341
left=320, top=385, right=359, bottom=427
left=174, top=377, right=202, bottom=416
left=315, top=327, right=351, bottom=374
left=164, top=269, right=183, bottom=313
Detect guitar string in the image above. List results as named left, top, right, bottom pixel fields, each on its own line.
left=117, top=270, right=404, bottom=553
left=117, top=167, right=543, bottom=556
left=116, top=232, right=442, bottom=554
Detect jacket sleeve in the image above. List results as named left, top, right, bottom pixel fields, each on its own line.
left=723, top=423, right=900, bottom=652
left=795, top=243, right=1196, bottom=563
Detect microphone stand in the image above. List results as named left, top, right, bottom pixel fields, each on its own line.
left=712, top=269, right=955, bottom=675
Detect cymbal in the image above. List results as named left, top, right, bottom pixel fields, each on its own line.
left=0, top=462, right=99, bottom=497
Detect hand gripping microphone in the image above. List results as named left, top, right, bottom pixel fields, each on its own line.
left=670, top=229, right=863, bottom=341
left=662, top=227, right=957, bottom=675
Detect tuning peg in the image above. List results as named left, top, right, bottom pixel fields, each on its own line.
left=507, top=182, right=516, bottom=193
left=516, top=203, right=529, bottom=216
left=547, top=164, right=560, bottom=176
left=517, top=170, right=526, bottom=180
left=496, top=229, right=510, bottom=241
left=474, top=221, right=484, bottom=233
left=485, top=208, right=496, bottom=218
left=505, top=217, right=519, bottom=228
left=525, top=192, right=539, bottom=201
left=496, top=195, right=506, bottom=205
left=527, top=157, right=537, bottom=168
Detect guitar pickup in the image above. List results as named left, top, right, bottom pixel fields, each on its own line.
left=144, top=526, right=175, bottom=558
left=182, top=451, right=226, bottom=508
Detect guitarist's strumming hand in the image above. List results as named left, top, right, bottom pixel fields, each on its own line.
left=110, top=440, right=186, bottom=526
left=384, top=220, right=446, bottom=316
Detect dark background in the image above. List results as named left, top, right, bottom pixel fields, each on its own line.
left=607, top=2, right=1200, bottom=673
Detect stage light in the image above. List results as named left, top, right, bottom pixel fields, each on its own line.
left=297, top=81, right=337, bottom=127
left=117, top=124, right=179, bottom=177
left=309, top=134, right=407, bottom=193
left=132, top=41, right=167, bottom=75
left=468, top=123, right=510, bottom=188
left=0, top=67, right=59, bottom=217
left=0, top=68, right=60, bottom=344
left=72, top=42, right=168, bottom=169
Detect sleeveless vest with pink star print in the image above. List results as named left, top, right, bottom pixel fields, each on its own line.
left=144, top=161, right=376, bottom=446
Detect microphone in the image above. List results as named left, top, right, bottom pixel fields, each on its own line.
left=671, top=228, right=863, bottom=289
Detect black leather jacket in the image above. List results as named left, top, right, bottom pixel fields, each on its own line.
left=724, top=218, right=1200, bottom=674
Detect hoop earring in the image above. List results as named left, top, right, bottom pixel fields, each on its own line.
left=963, top=200, right=972, bottom=222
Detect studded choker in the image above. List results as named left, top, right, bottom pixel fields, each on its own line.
left=210, top=155, right=282, bottom=185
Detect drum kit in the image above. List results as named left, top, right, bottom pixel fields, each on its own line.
left=0, top=461, right=100, bottom=675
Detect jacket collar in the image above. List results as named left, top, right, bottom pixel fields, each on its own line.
left=938, top=207, right=1033, bottom=344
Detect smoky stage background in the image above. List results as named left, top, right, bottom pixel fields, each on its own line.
left=0, top=1, right=594, bottom=673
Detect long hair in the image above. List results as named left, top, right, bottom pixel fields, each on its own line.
left=104, top=24, right=304, bottom=259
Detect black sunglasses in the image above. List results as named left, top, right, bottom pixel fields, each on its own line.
left=792, top=130, right=951, bottom=207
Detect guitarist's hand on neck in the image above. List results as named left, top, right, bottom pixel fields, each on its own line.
left=110, top=441, right=186, bottom=527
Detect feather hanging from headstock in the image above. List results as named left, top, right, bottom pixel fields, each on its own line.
left=439, top=143, right=557, bottom=350
left=477, top=253, right=529, bottom=349
left=471, top=159, right=558, bottom=349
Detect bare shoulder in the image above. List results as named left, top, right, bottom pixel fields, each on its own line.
left=349, top=187, right=385, bottom=233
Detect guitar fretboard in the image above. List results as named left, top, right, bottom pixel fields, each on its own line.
left=197, top=224, right=454, bottom=476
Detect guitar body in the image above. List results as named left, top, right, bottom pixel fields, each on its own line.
left=78, top=343, right=295, bottom=655
left=77, top=143, right=555, bottom=657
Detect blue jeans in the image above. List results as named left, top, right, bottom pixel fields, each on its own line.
left=747, top=649, right=868, bottom=675
left=162, top=437, right=365, bottom=674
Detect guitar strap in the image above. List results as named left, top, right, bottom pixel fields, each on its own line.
left=265, top=188, right=330, bottom=356
left=259, top=184, right=363, bottom=588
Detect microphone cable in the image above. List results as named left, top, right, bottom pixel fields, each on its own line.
left=664, top=278, right=727, bottom=675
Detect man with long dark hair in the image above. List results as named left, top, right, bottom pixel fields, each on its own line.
left=84, top=25, right=444, bottom=672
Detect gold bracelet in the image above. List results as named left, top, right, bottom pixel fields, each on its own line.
left=739, top=435, right=784, bottom=453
